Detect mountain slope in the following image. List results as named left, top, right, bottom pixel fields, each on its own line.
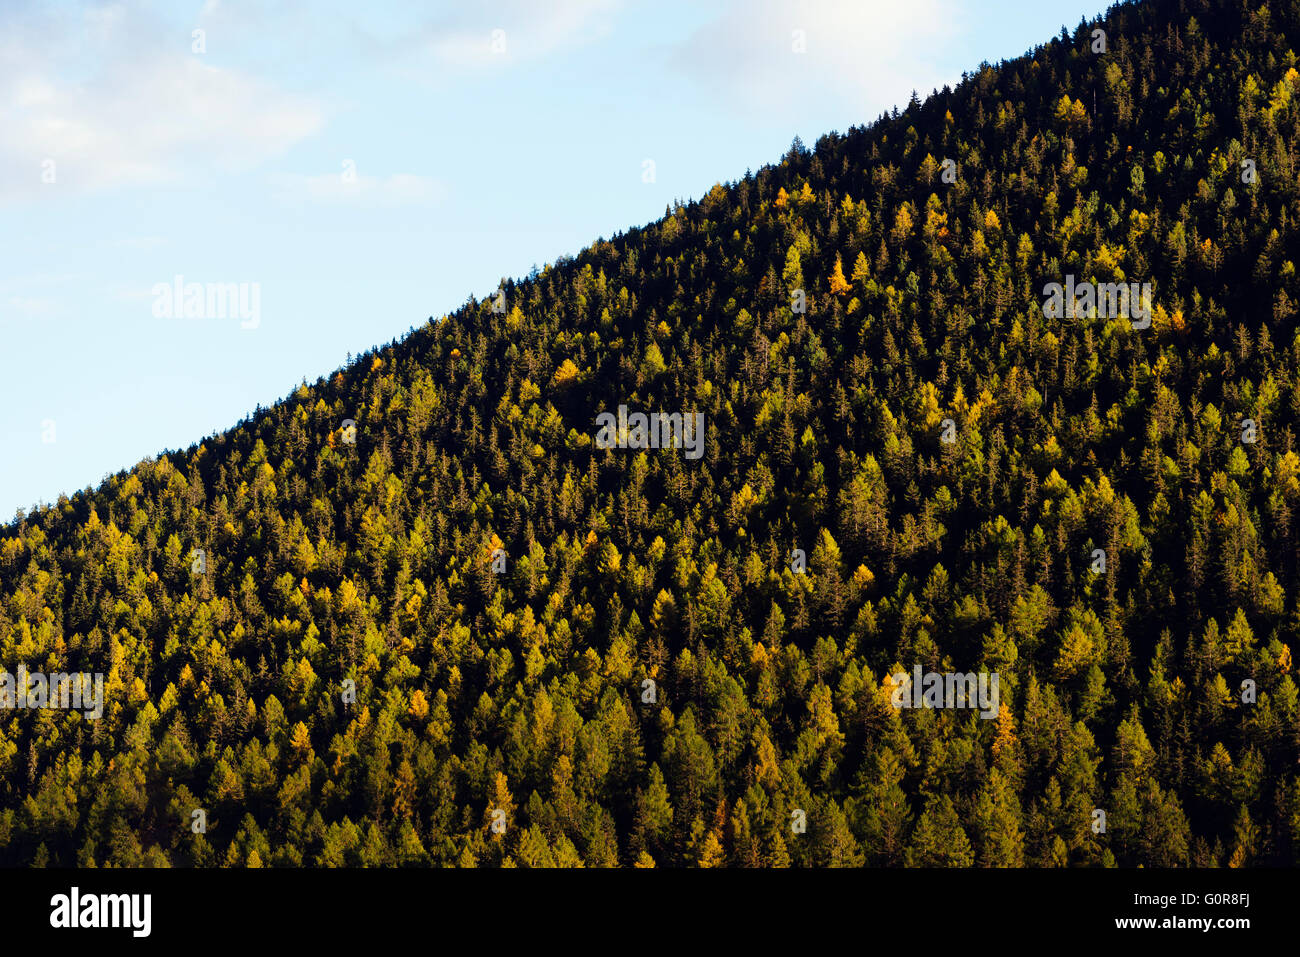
left=4, top=0, right=1300, bottom=866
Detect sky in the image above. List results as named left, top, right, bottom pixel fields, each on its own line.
left=0, top=0, right=1115, bottom=521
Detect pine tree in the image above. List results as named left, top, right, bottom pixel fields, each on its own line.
left=906, top=794, right=973, bottom=867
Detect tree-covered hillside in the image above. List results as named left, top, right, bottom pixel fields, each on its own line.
left=4, top=0, right=1300, bottom=867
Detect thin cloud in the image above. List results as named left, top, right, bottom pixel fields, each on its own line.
left=269, top=170, right=445, bottom=207
left=113, top=236, right=170, bottom=250
left=370, top=0, right=619, bottom=81
left=0, top=2, right=324, bottom=202
left=2, top=295, right=57, bottom=320
left=671, top=0, right=965, bottom=116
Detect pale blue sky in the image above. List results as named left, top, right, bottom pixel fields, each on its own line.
left=1, top=0, right=1112, bottom=520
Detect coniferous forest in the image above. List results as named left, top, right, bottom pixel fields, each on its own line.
left=5, top=0, right=1300, bottom=868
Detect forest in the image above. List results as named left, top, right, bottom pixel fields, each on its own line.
left=2, top=0, right=1300, bottom=866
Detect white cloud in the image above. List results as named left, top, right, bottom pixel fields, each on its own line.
left=671, top=0, right=965, bottom=116
left=427, top=0, right=617, bottom=67
left=0, top=3, right=324, bottom=202
left=356, top=0, right=619, bottom=82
